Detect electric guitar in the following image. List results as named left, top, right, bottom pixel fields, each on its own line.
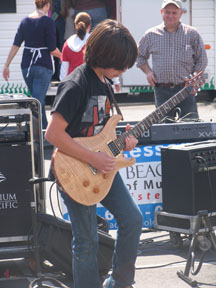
left=52, top=72, right=204, bottom=206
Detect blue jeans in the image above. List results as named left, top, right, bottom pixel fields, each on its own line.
left=22, top=66, right=53, bottom=129
left=60, top=172, right=143, bottom=288
left=154, top=84, right=199, bottom=120
left=75, top=7, right=108, bottom=30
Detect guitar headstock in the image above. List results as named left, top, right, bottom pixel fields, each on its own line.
left=185, top=71, right=205, bottom=95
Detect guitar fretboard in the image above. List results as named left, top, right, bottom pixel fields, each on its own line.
left=114, top=86, right=191, bottom=150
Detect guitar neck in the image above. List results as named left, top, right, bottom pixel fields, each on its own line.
left=115, top=86, right=191, bottom=150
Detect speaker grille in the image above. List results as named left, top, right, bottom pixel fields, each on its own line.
left=161, top=141, right=216, bottom=215
left=0, top=143, right=33, bottom=241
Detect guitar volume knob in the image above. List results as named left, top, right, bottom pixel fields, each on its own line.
left=93, top=187, right=100, bottom=194
left=83, top=180, right=90, bottom=187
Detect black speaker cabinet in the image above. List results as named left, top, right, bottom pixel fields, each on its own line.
left=0, top=143, right=34, bottom=242
left=161, top=141, right=216, bottom=215
left=37, top=213, right=115, bottom=277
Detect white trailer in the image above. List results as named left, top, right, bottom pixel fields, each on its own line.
left=0, top=0, right=215, bottom=97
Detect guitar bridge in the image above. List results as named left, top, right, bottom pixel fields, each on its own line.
left=108, top=141, right=120, bottom=157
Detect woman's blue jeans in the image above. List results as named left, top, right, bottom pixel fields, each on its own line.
left=22, top=66, right=53, bottom=129
left=60, top=172, right=143, bottom=288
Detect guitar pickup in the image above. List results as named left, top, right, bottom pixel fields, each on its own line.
left=108, top=141, right=120, bottom=157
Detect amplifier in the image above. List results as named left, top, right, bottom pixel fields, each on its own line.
left=116, top=121, right=216, bottom=144
left=0, top=109, right=30, bottom=123
left=0, top=143, right=34, bottom=242
left=0, top=130, right=27, bottom=143
left=0, top=113, right=30, bottom=123
left=161, top=140, right=216, bottom=215
left=0, top=108, right=31, bottom=143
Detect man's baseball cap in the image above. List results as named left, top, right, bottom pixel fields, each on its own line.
left=161, top=0, right=182, bottom=9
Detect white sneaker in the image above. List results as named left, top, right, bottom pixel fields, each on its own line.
left=103, top=277, right=134, bottom=288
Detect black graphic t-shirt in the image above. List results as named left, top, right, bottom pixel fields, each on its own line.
left=51, top=63, right=112, bottom=138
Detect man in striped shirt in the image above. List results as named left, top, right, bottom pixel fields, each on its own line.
left=137, top=0, right=208, bottom=121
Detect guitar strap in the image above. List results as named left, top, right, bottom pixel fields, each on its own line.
left=104, top=77, right=124, bottom=120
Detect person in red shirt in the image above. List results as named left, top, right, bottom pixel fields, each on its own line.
left=60, top=12, right=91, bottom=80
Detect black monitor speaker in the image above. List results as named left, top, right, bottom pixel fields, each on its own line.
left=37, top=213, right=115, bottom=277
left=161, top=141, right=216, bottom=215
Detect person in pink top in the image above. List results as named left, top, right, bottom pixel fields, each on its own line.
left=60, top=12, right=91, bottom=80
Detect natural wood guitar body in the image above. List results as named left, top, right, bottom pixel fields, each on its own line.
left=52, top=115, right=135, bottom=206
